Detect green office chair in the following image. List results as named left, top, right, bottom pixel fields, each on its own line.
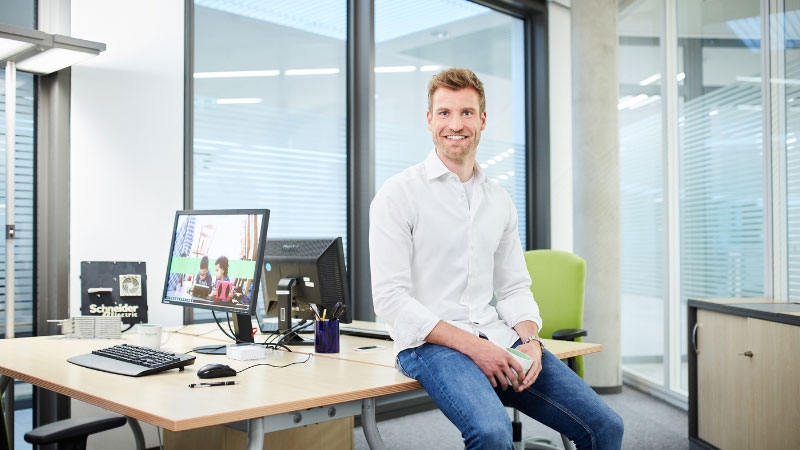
left=512, top=249, right=588, bottom=450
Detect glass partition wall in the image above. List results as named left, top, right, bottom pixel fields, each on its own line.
left=619, top=0, right=799, bottom=406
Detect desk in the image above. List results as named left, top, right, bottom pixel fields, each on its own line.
left=0, top=331, right=418, bottom=450
left=1, top=322, right=602, bottom=450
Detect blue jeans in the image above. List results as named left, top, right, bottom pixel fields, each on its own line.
left=396, top=342, right=624, bottom=450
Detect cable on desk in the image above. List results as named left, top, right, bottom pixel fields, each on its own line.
left=236, top=353, right=312, bottom=373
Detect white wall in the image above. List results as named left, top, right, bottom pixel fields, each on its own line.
left=549, top=1, right=573, bottom=252
left=68, top=3, right=184, bottom=448
left=70, top=0, right=184, bottom=327
left=68, top=2, right=184, bottom=448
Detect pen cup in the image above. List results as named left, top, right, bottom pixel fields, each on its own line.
left=314, top=319, right=340, bottom=353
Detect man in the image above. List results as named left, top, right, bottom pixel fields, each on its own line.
left=369, top=67, right=623, bottom=450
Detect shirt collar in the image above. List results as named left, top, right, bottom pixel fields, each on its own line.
left=424, top=149, right=485, bottom=184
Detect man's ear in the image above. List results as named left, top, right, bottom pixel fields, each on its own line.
left=426, top=110, right=433, bottom=130
left=480, top=111, right=487, bottom=131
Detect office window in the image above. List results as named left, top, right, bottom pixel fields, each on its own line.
left=191, top=0, right=346, bottom=321
left=374, top=0, right=528, bottom=246
left=191, top=0, right=347, bottom=237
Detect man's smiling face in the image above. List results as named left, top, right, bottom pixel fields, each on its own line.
left=427, top=87, right=486, bottom=164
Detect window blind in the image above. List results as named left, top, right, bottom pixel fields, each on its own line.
left=678, top=82, right=764, bottom=300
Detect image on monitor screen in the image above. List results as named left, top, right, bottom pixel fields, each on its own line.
left=260, top=237, right=351, bottom=345
left=162, top=209, right=269, bottom=353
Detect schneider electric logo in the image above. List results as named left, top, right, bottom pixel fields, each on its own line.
left=89, top=303, right=140, bottom=318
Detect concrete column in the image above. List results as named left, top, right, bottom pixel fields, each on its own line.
left=571, top=0, right=622, bottom=391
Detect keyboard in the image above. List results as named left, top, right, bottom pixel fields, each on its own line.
left=67, top=343, right=196, bottom=377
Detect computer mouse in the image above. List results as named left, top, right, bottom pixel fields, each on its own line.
left=196, top=363, right=237, bottom=379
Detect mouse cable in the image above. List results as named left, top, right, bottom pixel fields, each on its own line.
left=235, top=353, right=312, bottom=373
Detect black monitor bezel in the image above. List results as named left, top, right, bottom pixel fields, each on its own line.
left=161, top=208, right=270, bottom=347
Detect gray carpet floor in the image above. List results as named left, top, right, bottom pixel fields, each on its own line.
left=354, top=386, right=688, bottom=450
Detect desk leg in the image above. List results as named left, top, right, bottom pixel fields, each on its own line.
left=127, top=418, right=146, bottom=450
left=361, top=398, right=386, bottom=450
left=246, top=417, right=265, bottom=450
left=1, top=375, right=14, bottom=450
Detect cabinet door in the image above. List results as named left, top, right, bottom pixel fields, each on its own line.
left=696, top=310, right=751, bottom=450
left=749, top=318, right=800, bottom=449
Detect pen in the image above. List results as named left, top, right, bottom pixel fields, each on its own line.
left=188, top=381, right=238, bottom=388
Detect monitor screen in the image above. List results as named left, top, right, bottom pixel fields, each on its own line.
left=261, top=237, right=351, bottom=345
left=162, top=209, right=269, bottom=351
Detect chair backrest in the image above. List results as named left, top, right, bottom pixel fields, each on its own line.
left=523, top=249, right=586, bottom=376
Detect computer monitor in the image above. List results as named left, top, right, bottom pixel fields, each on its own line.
left=261, top=237, right=351, bottom=345
left=162, top=209, right=269, bottom=354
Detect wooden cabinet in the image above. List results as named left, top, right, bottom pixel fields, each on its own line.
left=689, top=299, right=800, bottom=450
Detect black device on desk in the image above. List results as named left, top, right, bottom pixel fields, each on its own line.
left=197, top=363, right=237, bottom=379
left=161, top=209, right=270, bottom=354
left=67, top=343, right=196, bottom=377
left=339, top=324, right=392, bottom=340
left=261, top=237, right=351, bottom=345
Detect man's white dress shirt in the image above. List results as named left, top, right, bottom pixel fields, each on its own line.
left=369, top=150, right=542, bottom=356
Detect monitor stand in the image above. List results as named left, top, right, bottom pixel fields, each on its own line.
left=279, top=331, right=314, bottom=346
left=192, top=313, right=255, bottom=355
left=276, top=277, right=314, bottom=346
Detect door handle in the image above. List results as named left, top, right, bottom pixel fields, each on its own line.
left=692, top=323, right=699, bottom=354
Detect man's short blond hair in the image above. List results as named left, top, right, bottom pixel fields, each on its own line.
left=427, top=67, right=486, bottom=114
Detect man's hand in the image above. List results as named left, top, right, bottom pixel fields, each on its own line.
left=470, top=339, right=528, bottom=390
left=510, top=320, right=545, bottom=391
left=512, top=341, right=544, bottom=392
left=423, top=320, right=544, bottom=391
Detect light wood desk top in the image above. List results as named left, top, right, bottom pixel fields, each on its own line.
left=0, top=332, right=419, bottom=432
left=2, top=323, right=603, bottom=449
left=171, top=320, right=603, bottom=368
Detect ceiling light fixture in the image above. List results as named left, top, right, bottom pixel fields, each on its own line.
left=284, top=68, right=340, bottom=76
left=374, top=65, right=416, bottom=73
left=194, top=69, right=280, bottom=78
